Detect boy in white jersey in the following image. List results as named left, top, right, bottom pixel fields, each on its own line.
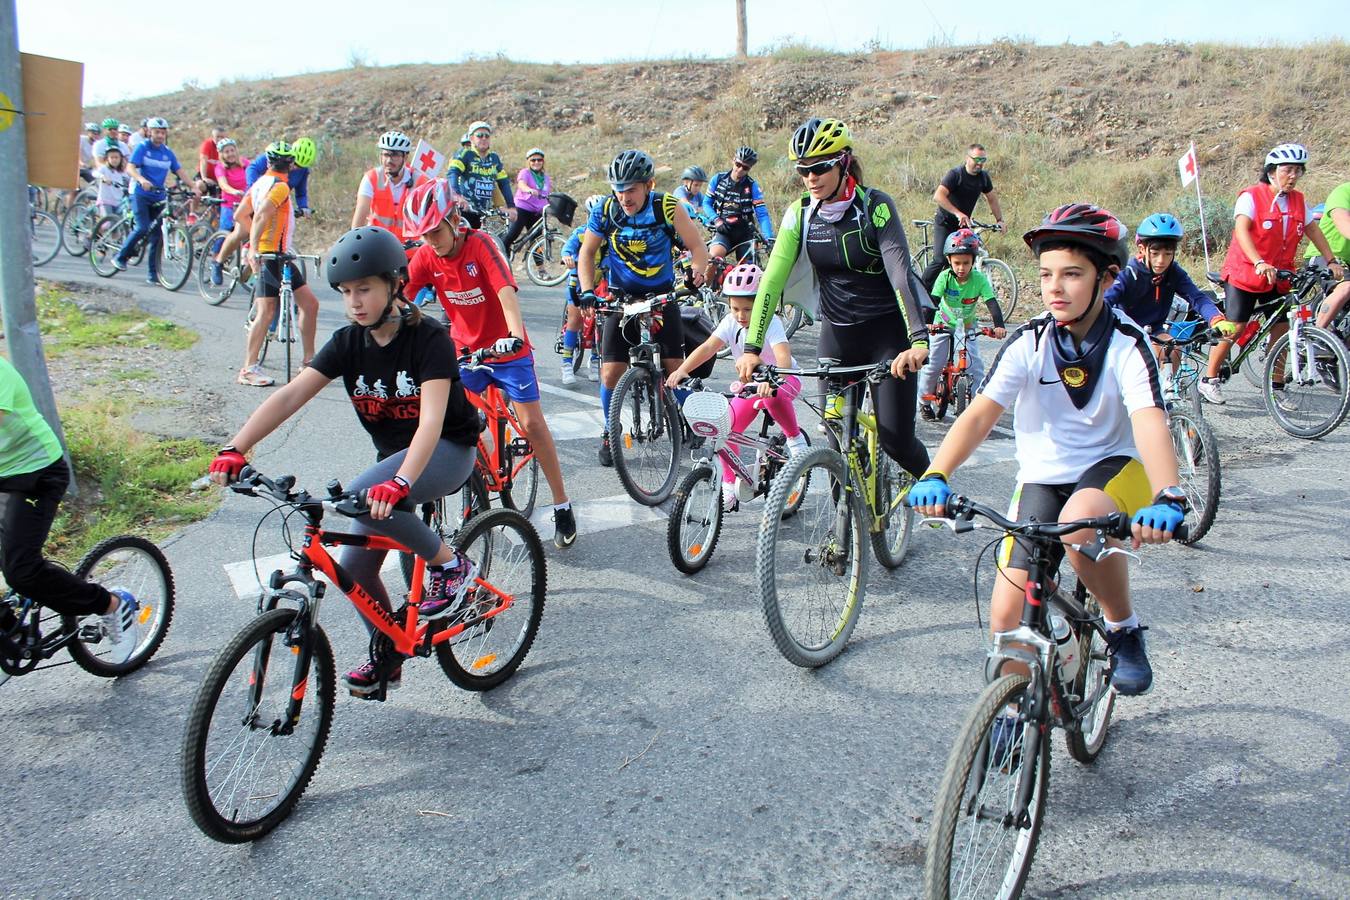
left=908, top=203, right=1187, bottom=697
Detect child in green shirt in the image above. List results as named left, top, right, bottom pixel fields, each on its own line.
left=919, top=229, right=1006, bottom=419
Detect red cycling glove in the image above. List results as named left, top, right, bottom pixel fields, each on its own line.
left=367, top=476, right=411, bottom=507
left=209, top=447, right=247, bottom=481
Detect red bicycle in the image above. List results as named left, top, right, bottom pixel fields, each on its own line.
left=460, top=348, right=541, bottom=515
left=927, top=323, right=995, bottom=421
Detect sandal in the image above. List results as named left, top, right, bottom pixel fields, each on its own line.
left=237, top=365, right=275, bottom=387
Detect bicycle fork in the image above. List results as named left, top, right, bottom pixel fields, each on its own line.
left=253, top=571, right=323, bottom=734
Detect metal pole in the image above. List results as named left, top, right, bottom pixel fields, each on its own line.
left=1191, top=142, right=1213, bottom=275
left=0, top=0, right=69, bottom=451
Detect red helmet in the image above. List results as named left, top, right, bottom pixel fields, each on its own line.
left=1022, top=203, right=1129, bottom=269
left=403, top=178, right=461, bottom=239
left=943, top=228, right=981, bottom=257
left=722, top=263, right=763, bottom=296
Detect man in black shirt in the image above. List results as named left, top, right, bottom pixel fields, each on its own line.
left=920, top=143, right=1006, bottom=292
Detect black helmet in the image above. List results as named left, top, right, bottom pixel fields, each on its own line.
left=681, top=165, right=707, bottom=182
left=608, top=149, right=654, bottom=188
left=326, top=226, right=408, bottom=289
left=734, top=146, right=758, bottom=167
left=1023, top=203, right=1130, bottom=270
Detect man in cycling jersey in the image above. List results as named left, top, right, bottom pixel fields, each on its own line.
left=352, top=130, right=426, bottom=243
left=448, top=121, right=517, bottom=231
left=920, top=144, right=1006, bottom=292
left=402, top=179, right=578, bottom=548
left=113, top=117, right=200, bottom=285
left=577, top=149, right=710, bottom=466
left=702, top=147, right=774, bottom=260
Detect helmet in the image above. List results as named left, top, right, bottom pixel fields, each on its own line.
left=788, top=117, right=851, bottom=161
left=215, top=137, right=237, bottom=151
left=84, top=121, right=100, bottom=131
left=584, top=194, right=606, bottom=213
left=943, top=228, right=982, bottom=257
left=460, top=132, right=471, bottom=145
left=1023, top=203, right=1129, bottom=269
left=377, top=130, right=412, bottom=153
left=680, top=166, right=707, bottom=183
left=403, top=178, right=461, bottom=239
left=139, top=118, right=149, bottom=127
left=734, top=146, right=758, bottom=167
left=117, top=122, right=132, bottom=134
left=265, top=140, right=295, bottom=165
left=145, top=117, right=169, bottom=129
left=1265, top=143, right=1308, bottom=168
left=525, top=147, right=545, bottom=160
left=1136, top=213, right=1184, bottom=243
left=468, top=121, right=492, bottom=135
left=607, top=149, right=654, bottom=188
left=326, top=226, right=409, bottom=289
left=292, top=137, right=317, bottom=168
left=103, top=138, right=123, bottom=156
left=101, top=117, right=119, bottom=131
left=722, top=263, right=763, bottom=296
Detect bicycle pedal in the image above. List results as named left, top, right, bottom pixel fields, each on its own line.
left=349, top=686, right=388, bottom=702
left=78, top=624, right=104, bottom=642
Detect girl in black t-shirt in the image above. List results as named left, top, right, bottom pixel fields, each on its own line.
left=209, top=226, right=481, bottom=696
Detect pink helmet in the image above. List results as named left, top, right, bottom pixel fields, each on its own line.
left=722, top=263, right=763, bottom=296
left=403, top=178, right=461, bottom=239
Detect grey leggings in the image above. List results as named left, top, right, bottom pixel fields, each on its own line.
left=340, top=439, right=476, bottom=632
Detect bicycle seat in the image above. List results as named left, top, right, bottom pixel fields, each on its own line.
left=912, top=219, right=933, bottom=228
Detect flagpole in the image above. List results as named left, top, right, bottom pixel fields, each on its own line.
left=1189, top=142, right=1212, bottom=274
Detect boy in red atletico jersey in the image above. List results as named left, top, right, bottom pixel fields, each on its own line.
left=403, top=179, right=577, bottom=548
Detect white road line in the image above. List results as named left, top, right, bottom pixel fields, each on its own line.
left=537, top=380, right=602, bottom=407
left=547, top=408, right=607, bottom=441
left=990, top=424, right=1016, bottom=439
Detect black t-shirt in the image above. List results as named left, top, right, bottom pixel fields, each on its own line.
left=310, top=318, right=479, bottom=458
left=804, top=197, right=898, bottom=324
left=934, top=165, right=993, bottom=228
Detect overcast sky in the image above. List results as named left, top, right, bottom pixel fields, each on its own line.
left=17, top=0, right=1350, bottom=106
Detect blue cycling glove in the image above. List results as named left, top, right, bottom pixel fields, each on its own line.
left=1132, top=499, right=1185, bottom=533
left=907, top=472, right=952, bottom=510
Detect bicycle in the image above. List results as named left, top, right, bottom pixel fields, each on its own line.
left=243, top=251, right=321, bottom=384
left=180, top=466, right=545, bottom=843
left=753, top=360, right=916, bottom=667
left=925, top=323, right=996, bottom=421
left=920, top=495, right=1186, bottom=899
left=1167, top=402, right=1220, bottom=545
left=196, top=212, right=247, bottom=305
left=88, top=186, right=195, bottom=290
left=60, top=187, right=123, bottom=257
left=28, top=195, right=61, bottom=268
left=911, top=219, right=1019, bottom=324
left=604, top=291, right=685, bottom=506
left=553, top=288, right=602, bottom=377
left=667, top=379, right=811, bottom=573
left=458, top=348, right=542, bottom=517
left=1, top=535, right=175, bottom=688
left=507, top=192, right=574, bottom=287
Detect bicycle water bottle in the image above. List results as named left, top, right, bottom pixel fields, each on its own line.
left=1050, top=613, right=1080, bottom=683
left=1234, top=320, right=1260, bottom=348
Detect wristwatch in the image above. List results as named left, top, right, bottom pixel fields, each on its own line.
left=1153, top=485, right=1189, bottom=511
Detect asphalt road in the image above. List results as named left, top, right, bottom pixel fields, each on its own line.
left=3, top=248, right=1349, bottom=898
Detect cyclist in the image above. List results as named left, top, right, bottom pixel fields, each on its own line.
left=917, top=228, right=1007, bottom=420
left=558, top=194, right=607, bottom=384
left=448, top=121, right=517, bottom=231
left=77, top=121, right=100, bottom=182
left=1201, top=144, right=1345, bottom=404
left=735, top=117, right=931, bottom=479
left=576, top=149, right=711, bottom=466
left=238, top=142, right=321, bottom=387
left=908, top=202, right=1187, bottom=698
left=92, top=117, right=129, bottom=166
left=208, top=226, right=483, bottom=697
left=246, top=136, right=313, bottom=215
left=91, top=140, right=131, bottom=218
left=113, top=117, right=200, bottom=285
left=702, top=147, right=774, bottom=260
left=351, top=130, right=425, bottom=242
left=667, top=263, right=808, bottom=510
left=197, top=126, right=227, bottom=197
left=674, top=166, right=709, bottom=223
left=117, top=122, right=134, bottom=149
left=0, top=356, right=140, bottom=660
left=502, top=147, right=550, bottom=255
left=129, top=119, right=150, bottom=151
left=402, top=179, right=578, bottom=548
left=920, top=143, right=1006, bottom=293
left=208, top=138, right=250, bottom=285
left=1307, top=179, right=1350, bottom=330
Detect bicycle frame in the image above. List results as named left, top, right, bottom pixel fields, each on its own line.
left=816, top=369, right=890, bottom=536
left=465, top=384, right=533, bottom=495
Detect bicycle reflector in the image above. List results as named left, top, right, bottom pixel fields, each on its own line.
left=682, top=392, right=733, bottom=452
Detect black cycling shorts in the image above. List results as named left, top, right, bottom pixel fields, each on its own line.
left=254, top=255, right=308, bottom=297
left=1223, top=281, right=1285, bottom=323
left=711, top=221, right=755, bottom=255
left=600, top=299, right=684, bottom=364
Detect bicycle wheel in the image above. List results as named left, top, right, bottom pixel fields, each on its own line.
left=1064, top=586, right=1116, bottom=764
left=911, top=245, right=932, bottom=276
left=498, top=415, right=540, bottom=518
left=158, top=224, right=193, bottom=291
left=60, top=202, right=97, bottom=256
left=756, top=445, right=867, bottom=668
left=400, top=473, right=492, bottom=588
left=435, top=508, right=546, bottom=691
left=782, top=299, right=806, bottom=339
left=281, top=293, right=295, bottom=384
left=980, top=257, right=1019, bottom=324
left=525, top=231, right=569, bottom=287
left=30, top=209, right=62, bottom=267
left=934, top=371, right=952, bottom=421
left=667, top=464, right=723, bottom=574
left=196, top=230, right=238, bottom=305
left=89, top=216, right=129, bottom=277
left=1168, top=407, right=1220, bottom=544
left=870, top=450, right=915, bottom=569
left=924, top=673, right=1048, bottom=900
left=608, top=364, right=682, bottom=506
left=774, top=434, right=812, bottom=519
left=952, top=372, right=972, bottom=418
left=1238, top=336, right=1269, bottom=389
left=62, top=535, right=175, bottom=676
left=181, top=608, right=335, bottom=843
left=1264, top=327, right=1350, bottom=439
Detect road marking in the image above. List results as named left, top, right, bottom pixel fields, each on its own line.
left=538, top=380, right=602, bottom=407
left=222, top=552, right=405, bottom=600
left=990, top=424, right=1016, bottom=439
left=547, top=409, right=607, bottom=441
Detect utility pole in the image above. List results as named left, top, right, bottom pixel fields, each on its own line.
left=0, top=0, right=69, bottom=452
left=735, top=0, right=747, bottom=58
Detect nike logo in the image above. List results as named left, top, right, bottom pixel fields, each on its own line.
left=1038, top=377, right=1062, bottom=385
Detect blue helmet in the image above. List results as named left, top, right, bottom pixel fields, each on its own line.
left=1136, top=213, right=1183, bottom=243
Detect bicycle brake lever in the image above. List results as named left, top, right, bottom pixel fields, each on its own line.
left=1071, top=539, right=1140, bottom=564
left=919, top=516, right=976, bottom=533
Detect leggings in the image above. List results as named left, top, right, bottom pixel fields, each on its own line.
left=722, top=375, right=802, bottom=483
left=502, top=208, right=542, bottom=255
left=339, top=439, right=476, bottom=635
left=817, top=312, right=931, bottom=478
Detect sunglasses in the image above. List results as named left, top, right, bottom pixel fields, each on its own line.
left=528, top=156, right=544, bottom=162
left=472, top=132, right=490, bottom=138
left=733, top=161, right=752, bottom=171
left=794, top=156, right=843, bottom=177
left=969, top=156, right=988, bottom=163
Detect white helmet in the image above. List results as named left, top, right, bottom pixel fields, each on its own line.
left=145, top=117, right=169, bottom=129
left=84, top=121, right=100, bottom=131
left=584, top=194, right=606, bottom=213
left=460, top=132, right=471, bottom=144
left=117, top=122, right=132, bottom=134
left=377, top=130, right=412, bottom=153
left=526, top=147, right=545, bottom=159
left=468, top=121, right=492, bottom=135
left=1265, top=143, right=1309, bottom=168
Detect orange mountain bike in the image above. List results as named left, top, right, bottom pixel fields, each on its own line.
left=460, top=348, right=541, bottom=516
left=180, top=466, right=546, bottom=843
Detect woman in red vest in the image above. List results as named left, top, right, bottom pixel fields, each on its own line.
left=1201, top=144, right=1346, bottom=404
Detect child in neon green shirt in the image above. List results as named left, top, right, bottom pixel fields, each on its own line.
left=919, top=229, right=1006, bottom=419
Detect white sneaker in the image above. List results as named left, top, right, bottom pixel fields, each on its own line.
left=1198, top=378, right=1226, bottom=405
left=721, top=480, right=740, bottom=512
left=587, top=355, right=601, bottom=382
left=560, top=360, right=577, bottom=386
left=100, top=589, right=139, bottom=663
left=786, top=433, right=809, bottom=456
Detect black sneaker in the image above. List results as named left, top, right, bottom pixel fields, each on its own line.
left=1105, top=625, right=1153, bottom=695
left=598, top=431, right=613, bottom=467
left=919, top=402, right=937, bottom=421
left=553, top=505, right=578, bottom=548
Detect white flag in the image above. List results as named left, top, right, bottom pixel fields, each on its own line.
left=1177, top=144, right=1198, bottom=188
left=411, top=139, right=445, bottom=180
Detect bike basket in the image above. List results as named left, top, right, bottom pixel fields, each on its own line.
left=1167, top=318, right=1200, bottom=341
left=548, top=193, right=578, bottom=226
left=682, top=391, right=733, bottom=451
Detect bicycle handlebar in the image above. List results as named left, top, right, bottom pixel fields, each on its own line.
left=229, top=465, right=413, bottom=517
left=931, top=493, right=1188, bottom=548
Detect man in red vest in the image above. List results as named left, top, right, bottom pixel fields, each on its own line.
left=351, top=130, right=426, bottom=243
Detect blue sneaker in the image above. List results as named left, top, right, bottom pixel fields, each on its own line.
left=1105, top=625, right=1153, bottom=695
left=100, top=589, right=140, bottom=662
left=211, top=261, right=223, bottom=286
left=988, top=713, right=1022, bottom=770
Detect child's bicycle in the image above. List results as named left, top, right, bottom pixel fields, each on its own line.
left=459, top=348, right=542, bottom=516
left=0, top=536, right=174, bottom=688
left=666, top=379, right=812, bottom=573
left=180, top=466, right=545, bottom=843
left=751, top=361, right=916, bottom=668
left=919, top=494, right=1186, bottom=899
left=926, top=323, right=996, bottom=421
left=911, top=219, right=1019, bottom=324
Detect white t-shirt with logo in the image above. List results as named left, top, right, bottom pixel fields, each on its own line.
left=713, top=312, right=795, bottom=367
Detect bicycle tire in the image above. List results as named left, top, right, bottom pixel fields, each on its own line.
left=756, top=445, right=867, bottom=668
left=181, top=608, right=334, bottom=843
left=935, top=371, right=952, bottom=421
left=196, top=230, right=238, bottom=305
left=980, top=256, right=1019, bottom=324
left=870, top=451, right=915, bottom=569
left=667, top=464, right=724, bottom=574
left=525, top=231, right=569, bottom=287
left=60, top=202, right=96, bottom=256
left=1064, top=585, right=1116, bottom=763
left=924, top=672, right=1048, bottom=899
left=497, top=414, right=540, bottom=518
left=1167, top=407, right=1221, bottom=544
left=63, top=535, right=175, bottom=676
left=157, top=224, right=193, bottom=291
left=608, top=364, right=682, bottom=506
left=953, top=373, right=972, bottom=418
left=281, top=291, right=295, bottom=384
left=89, top=215, right=129, bottom=277
left=1263, top=327, right=1350, bottom=439
left=773, top=433, right=812, bottom=519
left=244, top=289, right=273, bottom=367
left=782, top=300, right=806, bottom=339
left=435, top=508, right=546, bottom=691
left=399, top=473, right=492, bottom=588
left=30, top=209, right=62, bottom=267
